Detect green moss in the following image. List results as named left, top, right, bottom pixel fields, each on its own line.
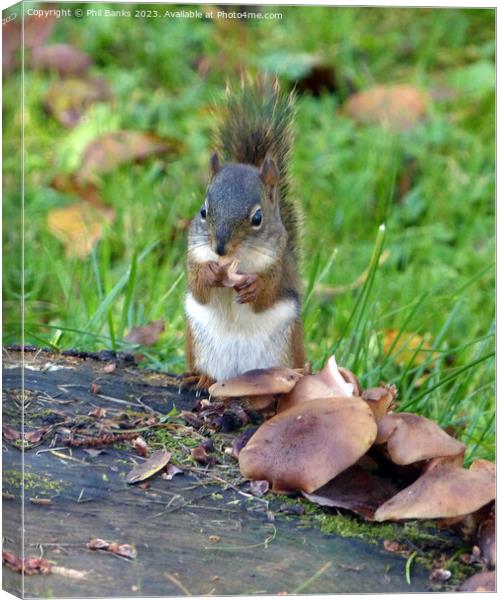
left=3, top=469, right=66, bottom=493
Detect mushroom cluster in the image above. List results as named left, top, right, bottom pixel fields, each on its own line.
left=208, top=355, right=495, bottom=531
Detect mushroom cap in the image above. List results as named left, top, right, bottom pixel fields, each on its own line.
left=375, top=412, right=466, bottom=465
left=361, top=385, right=396, bottom=421
left=239, top=397, right=377, bottom=493
left=374, top=459, right=495, bottom=521
left=208, top=367, right=303, bottom=399
left=278, top=355, right=355, bottom=413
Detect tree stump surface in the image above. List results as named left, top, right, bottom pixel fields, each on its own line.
left=3, top=347, right=437, bottom=596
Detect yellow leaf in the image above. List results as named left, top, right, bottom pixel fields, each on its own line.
left=47, top=203, right=114, bottom=258
left=383, top=330, right=436, bottom=368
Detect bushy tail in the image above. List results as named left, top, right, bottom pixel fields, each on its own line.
left=215, top=77, right=300, bottom=255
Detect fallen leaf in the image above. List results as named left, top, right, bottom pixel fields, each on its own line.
left=77, top=131, right=174, bottom=183
left=383, top=540, right=402, bottom=553
left=29, top=497, right=52, bottom=506
left=374, top=459, right=495, bottom=522
left=132, top=437, right=149, bottom=458
left=162, top=464, right=184, bottom=480
left=90, top=383, right=101, bottom=396
left=239, top=397, right=377, bottom=493
left=303, top=464, right=398, bottom=520
left=458, top=571, right=495, bottom=592
left=430, top=568, right=451, bottom=583
left=52, top=565, right=88, bottom=579
left=43, top=77, right=111, bottom=128
left=2, top=550, right=23, bottom=572
left=87, top=538, right=137, bottom=559
left=83, top=448, right=103, bottom=457
left=23, top=556, right=52, bottom=575
left=249, top=479, right=270, bottom=497
left=2, top=425, right=21, bottom=441
left=24, top=427, right=49, bottom=443
left=383, top=330, right=435, bottom=368
left=191, top=445, right=214, bottom=465
left=108, top=543, right=137, bottom=559
left=88, top=406, right=106, bottom=418
left=87, top=538, right=110, bottom=550
left=375, top=412, right=466, bottom=465
left=47, top=202, right=114, bottom=258
left=231, top=427, right=258, bottom=458
left=126, top=450, right=172, bottom=484
left=343, top=84, right=427, bottom=131
left=103, top=362, right=116, bottom=373
left=30, top=44, right=92, bottom=76
left=125, top=319, right=165, bottom=346
left=478, top=509, right=495, bottom=568
left=208, top=535, right=221, bottom=543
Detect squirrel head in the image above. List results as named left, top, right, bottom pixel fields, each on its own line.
left=196, top=153, right=287, bottom=267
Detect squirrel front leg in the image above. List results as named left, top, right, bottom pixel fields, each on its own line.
left=187, top=259, right=225, bottom=304
left=234, top=264, right=283, bottom=312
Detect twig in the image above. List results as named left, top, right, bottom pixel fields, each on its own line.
left=292, top=561, right=332, bottom=594
left=165, top=573, right=192, bottom=596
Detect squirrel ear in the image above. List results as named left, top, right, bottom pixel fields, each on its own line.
left=260, top=157, right=279, bottom=187
left=210, top=152, right=221, bottom=177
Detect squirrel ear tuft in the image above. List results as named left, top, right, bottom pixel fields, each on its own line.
left=210, top=152, right=221, bottom=177
left=260, top=157, right=279, bottom=187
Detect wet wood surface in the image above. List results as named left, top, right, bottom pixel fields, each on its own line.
left=3, top=347, right=436, bottom=596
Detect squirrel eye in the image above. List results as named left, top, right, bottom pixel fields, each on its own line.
left=200, top=203, right=207, bottom=221
left=250, top=208, right=263, bottom=228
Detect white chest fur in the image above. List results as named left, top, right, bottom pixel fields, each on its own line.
left=185, top=290, right=297, bottom=381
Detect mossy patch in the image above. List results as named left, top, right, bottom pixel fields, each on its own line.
left=3, top=469, right=66, bottom=494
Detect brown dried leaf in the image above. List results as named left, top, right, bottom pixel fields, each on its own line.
left=478, top=510, right=495, bottom=568
left=30, top=44, right=92, bottom=76
left=162, top=464, right=184, bottom=480
left=29, top=497, right=52, bottom=506
left=2, top=425, right=21, bottom=441
left=231, top=426, right=258, bottom=458
left=383, top=330, right=436, bottom=369
left=23, top=556, right=52, bottom=575
left=52, top=565, right=88, bottom=579
left=103, top=362, right=116, bottom=374
left=87, top=538, right=110, bottom=550
left=88, top=406, right=106, bottom=418
left=343, top=85, right=427, bottom=131
left=126, top=450, right=172, bottom=484
left=77, top=131, right=174, bottom=183
left=43, top=78, right=111, bottom=128
left=132, top=436, right=149, bottom=458
left=191, top=445, right=214, bottom=465
left=125, top=319, right=165, bottom=346
left=47, top=202, right=115, bottom=258
left=2, top=550, right=23, bottom=572
left=249, top=480, right=270, bottom=497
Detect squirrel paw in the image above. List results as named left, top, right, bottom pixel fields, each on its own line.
left=234, top=273, right=260, bottom=304
left=202, top=261, right=225, bottom=287
left=177, top=371, right=216, bottom=392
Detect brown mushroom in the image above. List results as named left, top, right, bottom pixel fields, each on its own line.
left=209, top=367, right=302, bottom=398
left=374, top=459, right=495, bottom=521
left=458, top=571, right=495, bottom=592
left=361, top=385, right=396, bottom=421
left=239, top=397, right=377, bottom=493
left=375, top=412, right=466, bottom=465
left=278, top=355, right=356, bottom=413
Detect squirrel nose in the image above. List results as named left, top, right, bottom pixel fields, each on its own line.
left=216, top=241, right=227, bottom=256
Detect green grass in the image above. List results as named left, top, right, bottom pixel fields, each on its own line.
left=2, top=4, right=495, bottom=460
